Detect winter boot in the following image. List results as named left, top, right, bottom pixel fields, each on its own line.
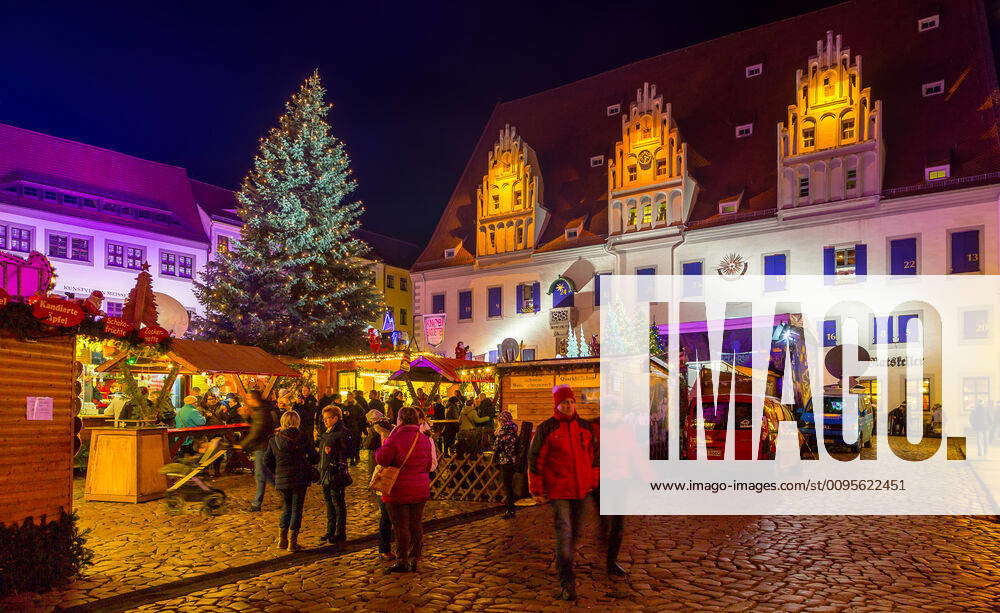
left=288, top=530, right=302, bottom=552
left=277, top=528, right=288, bottom=550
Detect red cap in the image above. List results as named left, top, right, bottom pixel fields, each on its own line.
left=552, top=384, right=575, bottom=410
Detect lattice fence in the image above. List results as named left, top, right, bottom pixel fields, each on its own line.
left=431, top=455, right=507, bottom=503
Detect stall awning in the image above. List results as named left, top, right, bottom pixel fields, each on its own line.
left=389, top=355, right=493, bottom=383
left=96, top=339, right=301, bottom=377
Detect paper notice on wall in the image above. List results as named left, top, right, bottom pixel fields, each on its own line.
left=507, top=404, right=518, bottom=420
left=26, top=396, right=54, bottom=420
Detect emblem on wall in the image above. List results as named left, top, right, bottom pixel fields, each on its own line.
left=716, top=253, right=749, bottom=278
left=637, top=149, right=653, bottom=169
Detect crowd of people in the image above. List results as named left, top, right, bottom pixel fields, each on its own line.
left=166, top=383, right=622, bottom=596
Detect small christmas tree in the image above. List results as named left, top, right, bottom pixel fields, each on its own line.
left=578, top=326, right=591, bottom=357
left=649, top=324, right=665, bottom=357
left=565, top=326, right=579, bottom=358
left=121, top=263, right=159, bottom=327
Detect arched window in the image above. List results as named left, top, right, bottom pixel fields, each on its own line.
left=642, top=202, right=652, bottom=224
left=627, top=206, right=637, bottom=226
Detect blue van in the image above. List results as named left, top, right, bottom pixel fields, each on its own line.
left=797, top=384, right=874, bottom=452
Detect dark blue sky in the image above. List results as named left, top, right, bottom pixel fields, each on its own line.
left=0, top=0, right=844, bottom=244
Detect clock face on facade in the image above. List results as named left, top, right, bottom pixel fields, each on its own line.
left=637, top=149, right=653, bottom=168
left=716, top=253, right=749, bottom=278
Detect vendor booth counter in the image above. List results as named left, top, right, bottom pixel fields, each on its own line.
left=87, top=339, right=299, bottom=503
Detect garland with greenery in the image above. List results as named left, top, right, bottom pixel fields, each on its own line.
left=0, top=302, right=172, bottom=352
left=0, top=511, right=93, bottom=596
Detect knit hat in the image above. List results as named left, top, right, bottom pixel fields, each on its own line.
left=552, top=384, right=575, bottom=410
left=366, top=409, right=385, bottom=423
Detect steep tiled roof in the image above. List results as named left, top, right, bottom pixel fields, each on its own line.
left=356, top=229, right=422, bottom=269
left=0, top=122, right=216, bottom=242
left=190, top=179, right=240, bottom=225
left=414, top=0, right=1000, bottom=271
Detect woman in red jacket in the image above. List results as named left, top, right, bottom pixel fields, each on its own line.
left=527, top=385, right=599, bottom=601
left=374, top=406, right=434, bottom=573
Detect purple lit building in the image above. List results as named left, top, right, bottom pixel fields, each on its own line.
left=0, top=122, right=240, bottom=315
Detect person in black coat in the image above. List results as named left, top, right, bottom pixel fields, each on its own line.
left=238, top=391, right=276, bottom=512
left=318, top=406, right=351, bottom=544
left=386, top=390, right=404, bottom=425
left=264, top=411, right=319, bottom=552
left=294, top=388, right=319, bottom=446
left=368, top=390, right=385, bottom=417
left=341, top=396, right=364, bottom=466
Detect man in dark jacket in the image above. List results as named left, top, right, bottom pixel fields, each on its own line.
left=368, top=390, right=385, bottom=417
left=341, top=396, right=364, bottom=466
left=386, top=390, right=404, bottom=424
left=527, top=385, right=598, bottom=601
left=476, top=393, right=497, bottom=430
left=318, top=406, right=351, bottom=544
left=238, top=391, right=277, bottom=512
left=295, top=387, right=319, bottom=446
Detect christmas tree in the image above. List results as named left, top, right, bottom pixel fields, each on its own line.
left=649, top=324, right=666, bottom=357
left=121, top=263, right=159, bottom=327
left=565, top=326, right=579, bottom=358
left=194, top=70, right=384, bottom=356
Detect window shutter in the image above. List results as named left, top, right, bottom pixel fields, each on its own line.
left=594, top=273, right=602, bottom=307
left=890, top=238, right=917, bottom=275
left=516, top=284, right=523, bottom=312
left=823, top=319, right=838, bottom=347
left=823, top=247, right=835, bottom=282
left=898, top=314, right=920, bottom=343
left=854, top=244, right=867, bottom=276
left=531, top=282, right=541, bottom=313
left=764, top=254, right=787, bottom=292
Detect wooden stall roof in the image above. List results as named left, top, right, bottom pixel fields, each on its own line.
left=96, top=339, right=300, bottom=377
left=389, top=355, right=492, bottom=383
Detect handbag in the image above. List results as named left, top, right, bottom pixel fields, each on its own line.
left=369, top=431, right=420, bottom=495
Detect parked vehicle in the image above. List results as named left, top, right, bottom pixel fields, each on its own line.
left=797, top=384, right=874, bottom=452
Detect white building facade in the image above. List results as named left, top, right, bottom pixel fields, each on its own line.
left=411, top=1, right=1000, bottom=413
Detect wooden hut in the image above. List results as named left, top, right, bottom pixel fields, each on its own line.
left=495, top=357, right=601, bottom=424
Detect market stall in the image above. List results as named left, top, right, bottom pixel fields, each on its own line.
left=89, top=338, right=300, bottom=503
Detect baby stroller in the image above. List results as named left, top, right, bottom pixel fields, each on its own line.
left=159, top=437, right=229, bottom=516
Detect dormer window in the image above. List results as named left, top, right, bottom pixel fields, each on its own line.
left=922, top=80, right=944, bottom=97
left=590, top=155, right=604, bottom=167
left=719, top=199, right=739, bottom=215
left=565, top=228, right=579, bottom=240
left=444, top=248, right=456, bottom=259
left=745, top=63, right=762, bottom=78
left=925, top=164, right=950, bottom=181
left=735, top=123, right=753, bottom=138
left=606, top=104, right=621, bottom=116
left=918, top=15, right=939, bottom=32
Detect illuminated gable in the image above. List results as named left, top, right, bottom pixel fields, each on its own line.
left=608, top=82, right=696, bottom=234
left=476, top=125, right=545, bottom=256
left=777, top=31, right=884, bottom=213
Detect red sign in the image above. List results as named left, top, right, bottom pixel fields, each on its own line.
left=103, top=317, right=134, bottom=337
left=139, top=325, right=169, bottom=344
left=0, top=287, right=8, bottom=308
left=31, top=296, right=85, bottom=327
left=423, top=313, right=446, bottom=347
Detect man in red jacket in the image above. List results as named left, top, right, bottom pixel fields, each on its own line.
left=527, top=384, right=598, bottom=601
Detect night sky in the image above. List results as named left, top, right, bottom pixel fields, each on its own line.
left=1, top=0, right=846, bottom=245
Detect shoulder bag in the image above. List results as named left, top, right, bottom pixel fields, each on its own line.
left=369, top=431, right=420, bottom=496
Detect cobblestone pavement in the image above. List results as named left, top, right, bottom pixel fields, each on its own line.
left=0, top=466, right=487, bottom=612
left=124, top=505, right=1000, bottom=613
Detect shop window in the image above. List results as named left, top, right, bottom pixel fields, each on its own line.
left=763, top=253, right=787, bottom=292
left=950, top=229, right=980, bottom=273
left=458, top=290, right=473, bottom=321
left=431, top=293, right=445, bottom=314
left=962, top=377, right=990, bottom=412
left=488, top=286, right=502, bottom=318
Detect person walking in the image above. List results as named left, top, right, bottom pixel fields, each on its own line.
left=318, top=406, right=351, bottom=545
left=971, top=401, right=992, bottom=458
left=442, top=397, right=460, bottom=456
left=264, top=411, right=319, bottom=552
left=237, top=391, right=276, bottom=512
left=374, top=406, right=433, bottom=573
left=493, top=410, right=520, bottom=518
left=527, top=385, right=599, bottom=601
left=364, top=409, right=396, bottom=560
left=477, top=393, right=497, bottom=430
left=591, top=417, right=627, bottom=578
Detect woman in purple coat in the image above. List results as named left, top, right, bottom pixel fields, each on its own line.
left=374, top=406, right=433, bottom=573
